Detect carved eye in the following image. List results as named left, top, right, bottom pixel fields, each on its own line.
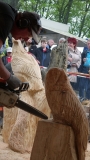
left=62, top=90, right=66, bottom=93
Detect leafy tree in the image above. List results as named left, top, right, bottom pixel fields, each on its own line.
left=68, top=0, right=90, bottom=37
left=1, top=0, right=90, bottom=38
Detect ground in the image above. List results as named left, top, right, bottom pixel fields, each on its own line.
left=86, top=143, right=90, bottom=160
left=0, top=133, right=90, bottom=160
left=0, top=133, right=30, bottom=160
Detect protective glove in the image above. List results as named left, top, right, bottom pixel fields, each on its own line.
left=6, top=74, right=22, bottom=90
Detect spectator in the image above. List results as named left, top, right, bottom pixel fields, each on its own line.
left=79, top=39, right=90, bottom=101
left=50, top=37, right=66, bottom=50
left=2, top=47, right=12, bottom=66
left=33, top=38, right=51, bottom=67
left=59, top=37, right=66, bottom=43
left=67, top=37, right=81, bottom=92
left=47, top=39, right=55, bottom=50
left=24, top=38, right=37, bottom=54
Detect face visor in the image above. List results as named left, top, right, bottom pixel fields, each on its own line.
left=29, top=19, right=42, bottom=44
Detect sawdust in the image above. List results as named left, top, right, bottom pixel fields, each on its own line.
left=86, top=143, right=90, bottom=160
left=0, top=134, right=31, bottom=160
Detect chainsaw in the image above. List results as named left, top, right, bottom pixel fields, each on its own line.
left=0, top=78, right=48, bottom=120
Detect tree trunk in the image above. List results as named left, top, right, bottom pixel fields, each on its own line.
left=41, top=42, right=68, bottom=83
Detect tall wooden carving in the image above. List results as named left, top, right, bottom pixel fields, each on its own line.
left=30, top=42, right=88, bottom=160
left=2, top=39, right=50, bottom=153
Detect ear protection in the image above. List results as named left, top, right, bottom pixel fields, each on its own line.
left=16, top=18, right=30, bottom=29
left=16, top=12, right=42, bottom=34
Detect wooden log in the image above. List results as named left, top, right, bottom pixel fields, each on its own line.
left=30, top=119, right=78, bottom=160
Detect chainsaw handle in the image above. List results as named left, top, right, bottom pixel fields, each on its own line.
left=13, top=82, right=29, bottom=94
left=0, top=78, right=29, bottom=93
left=18, top=82, right=29, bottom=92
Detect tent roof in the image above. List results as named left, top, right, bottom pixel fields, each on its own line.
left=41, top=18, right=87, bottom=44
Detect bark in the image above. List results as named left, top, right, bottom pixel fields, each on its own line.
left=41, top=42, right=68, bottom=83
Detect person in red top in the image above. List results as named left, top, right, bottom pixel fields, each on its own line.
left=0, top=1, right=42, bottom=90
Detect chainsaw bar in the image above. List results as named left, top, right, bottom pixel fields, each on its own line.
left=16, top=99, right=48, bottom=120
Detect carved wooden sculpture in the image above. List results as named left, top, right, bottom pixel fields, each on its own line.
left=31, top=42, right=88, bottom=160
left=45, top=68, right=88, bottom=160
left=2, top=39, right=50, bottom=153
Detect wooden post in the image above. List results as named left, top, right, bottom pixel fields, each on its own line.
left=41, top=42, right=68, bottom=83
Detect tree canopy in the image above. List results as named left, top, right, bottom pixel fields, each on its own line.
left=1, top=0, right=90, bottom=38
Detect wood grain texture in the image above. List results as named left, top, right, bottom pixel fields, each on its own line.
left=41, top=42, right=68, bottom=83
left=45, top=68, right=88, bottom=160
left=48, top=42, right=68, bottom=71
left=31, top=120, right=78, bottom=160
left=2, top=39, right=50, bottom=153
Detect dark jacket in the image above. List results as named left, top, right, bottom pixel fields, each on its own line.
left=79, top=49, right=90, bottom=73
left=33, top=47, right=51, bottom=67
left=29, top=45, right=37, bottom=54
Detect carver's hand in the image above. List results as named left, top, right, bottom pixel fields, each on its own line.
left=6, top=74, right=22, bottom=90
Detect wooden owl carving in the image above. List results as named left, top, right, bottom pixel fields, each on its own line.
left=45, top=67, right=88, bottom=160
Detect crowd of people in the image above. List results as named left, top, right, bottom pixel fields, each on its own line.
left=1, top=35, right=90, bottom=103
left=2, top=36, right=90, bottom=102
left=21, top=36, right=90, bottom=102
left=65, top=37, right=90, bottom=102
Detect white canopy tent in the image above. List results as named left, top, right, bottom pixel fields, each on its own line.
left=41, top=18, right=87, bottom=44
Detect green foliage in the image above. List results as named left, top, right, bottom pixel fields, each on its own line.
left=18, top=0, right=90, bottom=38
left=1, top=0, right=90, bottom=38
